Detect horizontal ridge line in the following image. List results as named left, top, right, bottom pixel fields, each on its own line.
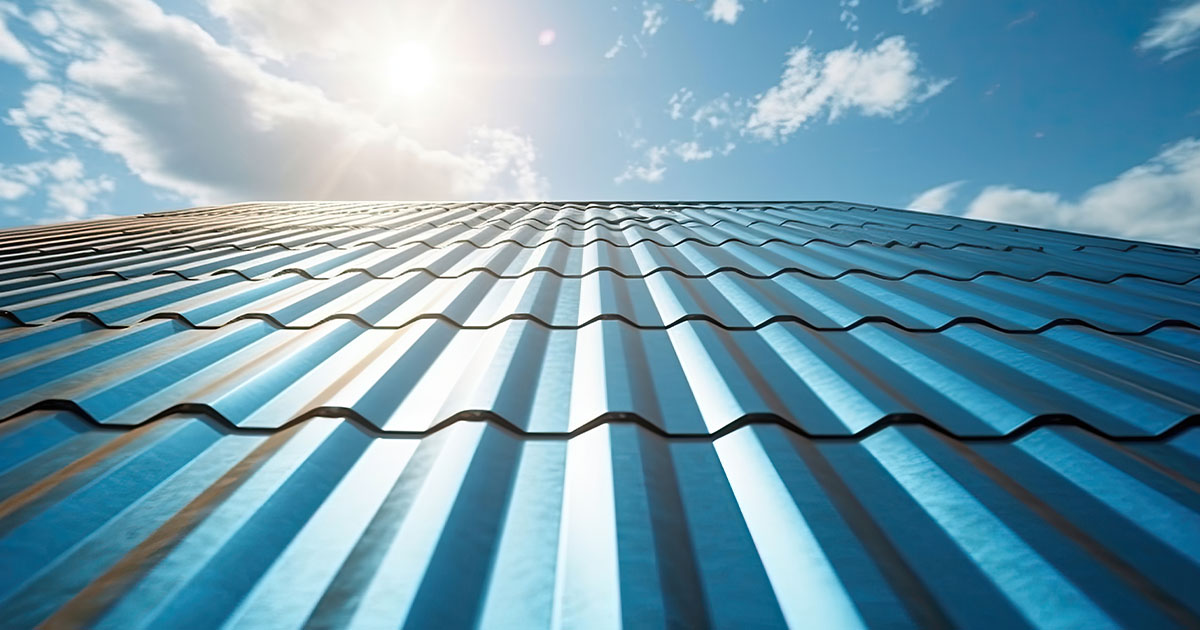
left=3, top=310, right=1197, bottom=336
left=4, top=403, right=1196, bottom=442
left=0, top=234, right=1063, bottom=256
left=16, top=264, right=1200, bottom=287
left=1, top=216, right=1134, bottom=252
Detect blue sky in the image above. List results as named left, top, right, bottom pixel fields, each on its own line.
left=1, top=0, right=1199, bottom=244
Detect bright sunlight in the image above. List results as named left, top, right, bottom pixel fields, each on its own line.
left=385, top=41, right=438, bottom=97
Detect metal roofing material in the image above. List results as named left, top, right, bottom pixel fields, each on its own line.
left=6, top=200, right=1188, bottom=252
left=1, top=318, right=1199, bottom=436
left=3, top=269, right=1199, bottom=331
left=2, top=412, right=1199, bottom=629
left=6, top=240, right=1200, bottom=284
left=2, top=212, right=1053, bottom=250
left=1, top=200, right=1199, bottom=628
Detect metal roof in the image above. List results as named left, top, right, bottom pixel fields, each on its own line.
left=1, top=201, right=1199, bottom=628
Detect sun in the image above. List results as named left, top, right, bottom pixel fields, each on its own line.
left=385, top=41, right=438, bottom=97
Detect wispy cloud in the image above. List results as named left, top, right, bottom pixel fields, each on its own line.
left=839, top=0, right=859, bottom=31
left=898, top=0, right=942, bottom=16
left=0, top=155, right=113, bottom=220
left=964, top=137, right=1200, bottom=246
left=604, top=35, right=626, bottom=59
left=746, top=36, right=950, bottom=141
left=642, top=3, right=666, bottom=36
left=615, top=138, right=733, bottom=184
left=1007, top=10, right=1037, bottom=29
left=615, top=145, right=669, bottom=183
left=692, top=93, right=742, bottom=130
left=674, top=141, right=714, bottom=162
left=667, top=88, right=694, bottom=119
left=708, top=0, right=744, bottom=24
left=605, top=3, right=660, bottom=61
left=909, top=180, right=965, bottom=213
left=0, top=5, right=49, bottom=79
left=1138, top=1, right=1200, bottom=60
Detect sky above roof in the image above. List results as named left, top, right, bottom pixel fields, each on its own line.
left=0, top=0, right=1198, bottom=245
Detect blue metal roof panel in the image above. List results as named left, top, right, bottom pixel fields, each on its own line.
left=1, top=318, right=1197, bottom=436
left=1, top=202, right=1190, bottom=254
left=0, top=412, right=1197, bottom=628
left=6, top=240, right=1200, bottom=283
left=3, top=270, right=1198, bottom=331
left=1, top=201, right=1198, bottom=627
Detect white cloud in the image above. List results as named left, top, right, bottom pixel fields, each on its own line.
left=28, top=10, right=57, bottom=35
left=839, top=0, right=860, bottom=31
left=1138, top=1, right=1200, bottom=60
left=964, top=137, right=1200, bottom=247
left=605, top=35, right=626, bottom=59
left=0, top=176, right=30, bottom=200
left=909, top=180, right=965, bottom=212
left=0, top=5, right=49, bottom=78
left=674, top=141, right=713, bottom=162
left=615, top=145, right=669, bottom=183
left=205, top=0, right=391, bottom=62
left=746, top=36, right=950, bottom=141
left=667, top=88, right=694, bottom=119
left=0, top=159, right=60, bottom=201
left=0, top=155, right=113, bottom=219
left=466, top=127, right=549, bottom=199
left=7, top=0, right=547, bottom=204
left=46, top=170, right=114, bottom=216
left=615, top=138, right=731, bottom=183
left=708, top=0, right=743, bottom=24
left=898, top=0, right=942, bottom=16
left=616, top=36, right=945, bottom=184
left=616, top=86, right=743, bottom=183
left=642, top=3, right=666, bottom=36
left=692, top=93, right=742, bottom=129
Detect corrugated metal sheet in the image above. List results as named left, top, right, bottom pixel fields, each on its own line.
left=3, top=269, right=1199, bottom=331
left=2, top=318, right=1199, bottom=436
left=2, top=412, right=1199, bottom=629
left=6, top=239, right=1198, bottom=284
left=1, top=201, right=1199, bottom=628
